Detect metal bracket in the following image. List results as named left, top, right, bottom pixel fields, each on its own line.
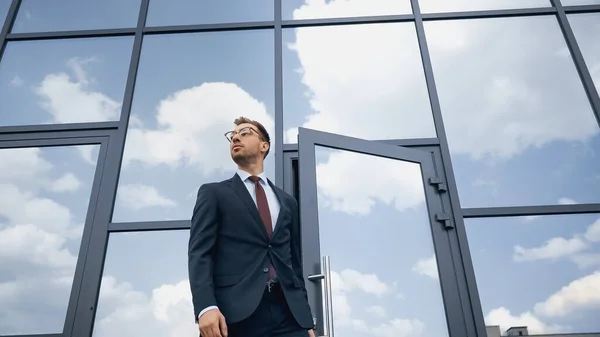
left=436, top=212, right=454, bottom=230
left=428, top=177, right=447, bottom=193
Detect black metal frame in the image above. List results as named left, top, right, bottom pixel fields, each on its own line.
left=0, top=0, right=599, bottom=336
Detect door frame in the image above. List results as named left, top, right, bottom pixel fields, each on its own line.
left=288, top=127, right=470, bottom=337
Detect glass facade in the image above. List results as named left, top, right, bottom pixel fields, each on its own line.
left=0, top=1, right=599, bottom=337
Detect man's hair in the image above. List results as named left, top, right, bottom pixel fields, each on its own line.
left=234, top=116, right=270, bottom=158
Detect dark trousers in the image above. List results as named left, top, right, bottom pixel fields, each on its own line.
left=228, top=283, right=309, bottom=337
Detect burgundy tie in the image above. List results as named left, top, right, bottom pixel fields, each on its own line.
left=248, top=176, right=275, bottom=280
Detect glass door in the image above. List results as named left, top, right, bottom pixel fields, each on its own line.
left=297, top=127, right=461, bottom=337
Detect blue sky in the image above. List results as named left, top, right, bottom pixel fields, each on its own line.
left=0, top=1, right=599, bottom=337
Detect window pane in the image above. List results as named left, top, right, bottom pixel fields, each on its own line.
left=312, top=146, right=449, bottom=336
left=569, top=13, right=600, bottom=96
left=93, top=230, right=196, bottom=336
left=146, top=0, right=272, bottom=26
left=0, top=0, right=10, bottom=28
left=425, top=16, right=600, bottom=208
left=466, top=214, right=600, bottom=335
left=113, top=30, right=274, bottom=222
left=282, top=0, right=412, bottom=20
left=0, top=145, right=100, bottom=335
left=561, top=0, right=600, bottom=5
left=12, top=0, right=140, bottom=33
left=0, top=37, right=134, bottom=126
left=283, top=23, right=435, bottom=143
left=419, top=0, right=549, bottom=13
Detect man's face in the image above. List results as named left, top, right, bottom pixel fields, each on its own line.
left=228, top=123, right=268, bottom=165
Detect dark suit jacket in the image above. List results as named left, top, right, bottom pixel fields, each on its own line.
left=188, top=173, right=314, bottom=328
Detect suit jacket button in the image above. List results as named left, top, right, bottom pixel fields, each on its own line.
left=263, top=268, right=269, bottom=273
left=268, top=245, right=272, bottom=249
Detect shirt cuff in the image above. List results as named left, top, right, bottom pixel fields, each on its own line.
left=198, top=306, right=219, bottom=320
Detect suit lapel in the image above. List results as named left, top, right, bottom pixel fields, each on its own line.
left=228, top=174, right=268, bottom=239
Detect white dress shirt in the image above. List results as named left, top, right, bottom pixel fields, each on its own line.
left=198, top=169, right=281, bottom=321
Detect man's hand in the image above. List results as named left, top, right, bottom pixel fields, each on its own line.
left=308, top=329, right=316, bottom=337
left=199, top=309, right=228, bottom=337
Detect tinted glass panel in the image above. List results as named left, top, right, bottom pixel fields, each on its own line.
left=146, top=0, right=272, bottom=26
left=425, top=16, right=600, bottom=208
left=0, top=0, right=10, bottom=28
left=569, top=13, right=600, bottom=96
left=12, top=0, right=140, bottom=33
left=0, top=37, right=134, bottom=126
left=419, top=0, right=549, bottom=13
left=466, top=214, right=600, bottom=335
left=113, top=30, right=274, bottom=222
left=282, top=0, right=412, bottom=20
left=561, top=0, right=600, bottom=4
left=283, top=23, right=435, bottom=143
left=0, top=145, right=100, bottom=335
left=311, top=146, right=449, bottom=336
left=93, top=231, right=196, bottom=336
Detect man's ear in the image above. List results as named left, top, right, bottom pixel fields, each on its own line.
left=262, top=142, right=270, bottom=152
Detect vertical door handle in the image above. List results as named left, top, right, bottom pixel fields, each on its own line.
left=308, top=255, right=334, bottom=337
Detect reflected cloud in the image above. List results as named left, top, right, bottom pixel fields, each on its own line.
left=315, top=149, right=425, bottom=215
left=124, top=82, right=273, bottom=174
left=412, top=255, right=439, bottom=280
left=118, top=184, right=177, bottom=211
left=0, top=146, right=98, bottom=335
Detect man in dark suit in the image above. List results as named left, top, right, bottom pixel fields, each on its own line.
left=188, top=117, right=315, bottom=337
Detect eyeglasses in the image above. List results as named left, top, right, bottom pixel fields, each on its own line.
left=224, top=126, right=264, bottom=143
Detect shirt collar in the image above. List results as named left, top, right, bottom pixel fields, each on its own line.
left=237, top=169, right=267, bottom=184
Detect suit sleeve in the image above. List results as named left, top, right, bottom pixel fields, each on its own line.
left=290, top=197, right=310, bottom=302
left=188, top=184, right=219, bottom=322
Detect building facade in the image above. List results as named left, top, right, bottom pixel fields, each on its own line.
left=0, top=0, right=599, bottom=336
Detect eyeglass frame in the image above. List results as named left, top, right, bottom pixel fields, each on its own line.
left=224, top=126, right=268, bottom=144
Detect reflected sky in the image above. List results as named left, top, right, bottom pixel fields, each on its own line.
left=282, top=22, right=436, bottom=141
left=12, top=0, right=140, bottom=32
left=112, top=29, right=275, bottom=222
left=0, top=36, right=134, bottom=126
left=0, top=0, right=9, bottom=28
left=466, top=214, right=600, bottom=334
left=282, top=0, right=412, bottom=20
left=425, top=15, right=600, bottom=208
left=0, top=0, right=599, bottom=336
left=0, top=145, right=99, bottom=335
left=313, top=146, right=448, bottom=337
left=419, top=0, right=549, bottom=13
left=146, top=0, right=272, bottom=26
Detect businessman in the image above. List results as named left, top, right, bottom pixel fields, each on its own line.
left=188, top=117, right=315, bottom=337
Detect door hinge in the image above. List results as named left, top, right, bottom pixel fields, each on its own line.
left=429, top=177, right=447, bottom=193
left=436, top=212, right=454, bottom=230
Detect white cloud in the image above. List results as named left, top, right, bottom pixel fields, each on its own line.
left=533, top=271, right=600, bottom=318
left=366, top=305, right=387, bottom=318
left=558, top=197, right=577, bottom=205
left=284, top=15, right=435, bottom=143
left=287, top=1, right=598, bottom=164
left=584, top=218, right=600, bottom=242
left=328, top=268, right=426, bottom=336
left=0, top=147, right=93, bottom=334
left=513, top=237, right=588, bottom=262
left=485, top=307, right=566, bottom=335
left=93, top=277, right=197, bottom=337
left=47, top=172, right=81, bottom=193
left=331, top=269, right=390, bottom=297
left=570, top=253, right=600, bottom=269
left=290, top=0, right=411, bottom=19
left=35, top=57, right=121, bottom=124
left=118, top=184, right=177, bottom=211
left=412, top=255, right=439, bottom=280
left=370, top=318, right=425, bottom=337
left=123, top=82, right=273, bottom=176
left=316, top=150, right=425, bottom=215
